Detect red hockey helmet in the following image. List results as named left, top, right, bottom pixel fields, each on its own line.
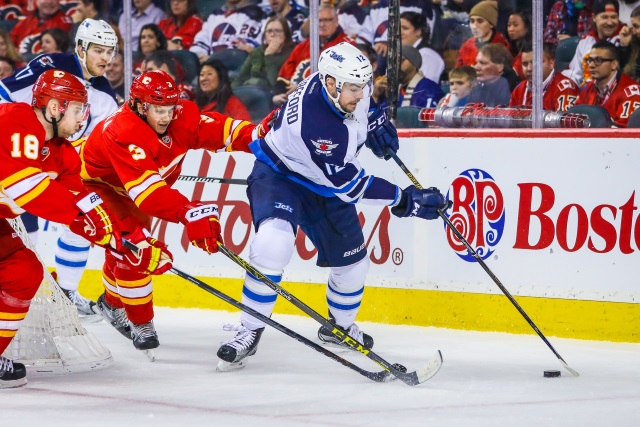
left=32, top=69, right=88, bottom=114
left=129, top=70, right=181, bottom=111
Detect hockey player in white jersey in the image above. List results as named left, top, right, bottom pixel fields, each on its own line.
left=217, top=42, right=448, bottom=371
left=0, top=18, right=119, bottom=317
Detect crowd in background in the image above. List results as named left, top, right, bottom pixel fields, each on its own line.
left=2, top=0, right=640, bottom=127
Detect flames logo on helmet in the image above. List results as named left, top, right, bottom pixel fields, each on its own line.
left=445, top=169, right=506, bottom=262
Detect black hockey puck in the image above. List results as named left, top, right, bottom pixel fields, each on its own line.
left=543, top=370, right=561, bottom=378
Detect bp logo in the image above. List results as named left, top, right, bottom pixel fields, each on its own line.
left=444, top=169, right=505, bottom=261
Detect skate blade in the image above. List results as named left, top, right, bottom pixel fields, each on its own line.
left=216, top=359, right=249, bottom=372
left=0, top=377, right=28, bottom=389
left=143, top=349, right=156, bottom=362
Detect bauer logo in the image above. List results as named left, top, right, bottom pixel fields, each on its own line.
left=445, top=169, right=505, bottom=262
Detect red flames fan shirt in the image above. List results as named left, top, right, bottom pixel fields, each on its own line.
left=10, top=9, right=72, bottom=55
left=80, top=101, right=256, bottom=223
left=575, top=72, right=640, bottom=127
left=0, top=103, right=79, bottom=224
left=510, top=71, right=580, bottom=111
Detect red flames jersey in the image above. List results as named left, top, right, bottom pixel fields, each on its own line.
left=80, top=101, right=256, bottom=223
left=158, top=15, right=203, bottom=50
left=10, top=9, right=72, bottom=55
left=575, top=73, right=640, bottom=127
left=0, top=103, right=80, bottom=224
left=510, top=71, right=580, bottom=111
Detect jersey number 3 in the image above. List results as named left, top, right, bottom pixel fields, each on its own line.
left=10, top=133, right=39, bottom=160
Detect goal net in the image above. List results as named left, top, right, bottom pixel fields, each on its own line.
left=1, top=217, right=113, bottom=376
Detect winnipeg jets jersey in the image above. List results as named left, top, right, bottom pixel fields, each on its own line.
left=0, top=53, right=118, bottom=143
left=251, top=72, right=400, bottom=206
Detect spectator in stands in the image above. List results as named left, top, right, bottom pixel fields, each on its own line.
left=10, top=0, right=73, bottom=55
left=437, top=65, right=477, bottom=107
left=545, top=0, right=596, bottom=45
left=40, top=27, right=69, bottom=54
left=105, top=50, right=125, bottom=105
left=118, top=0, right=165, bottom=52
left=619, top=5, right=640, bottom=80
left=575, top=40, right=640, bottom=126
left=456, top=1, right=511, bottom=67
left=70, top=1, right=108, bottom=48
left=144, top=50, right=195, bottom=101
left=468, top=43, right=513, bottom=106
left=265, top=0, right=306, bottom=43
left=488, top=42, right=521, bottom=90
left=272, top=5, right=351, bottom=106
left=372, top=45, right=444, bottom=108
left=138, top=23, right=168, bottom=56
left=564, top=0, right=624, bottom=85
left=358, top=0, right=436, bottom=57
left=158, top=0, right=203, bottom=51
left=328, top=0, right=367, bottom=41
left=0, top=56, right=15, bottom=79
left=196, top=58, right=252, bottom=120
left=510, top=43, right=580, bottom=111
left=190, top=0, right=265, bottom=62
left=232, top=16, right=295, bottom=91
left=401, top=11, right=445, bottom=84
left=0, top=29, right=24, bottom=68
left=506, top=11, right=531, bottom=79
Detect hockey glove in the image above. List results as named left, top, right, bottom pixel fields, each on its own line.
left=179, top=201, right=222, bottom=254
left=253, top=107, right=280, bottom=139
left=116, top=227, right=173, bottom=275
left=69, top=191, right=122, bottom=251
left=366, top=105, right=399, bottom=160
left=391, top=186, right=448, bottom=220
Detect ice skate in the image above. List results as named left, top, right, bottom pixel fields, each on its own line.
left=0, top=356, right=27, bottom=389
left=216, top=324, right=264, bottom=372
left=62, top=288, right=101, bottom=321
left=95, top=293, right=132, bottom=340
left=318, top=314, right=374, bottom=350
left=130, top=321, right=159, bottom=362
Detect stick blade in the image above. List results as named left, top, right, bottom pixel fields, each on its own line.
left=560, top=359, right=580, bottom=377
left=394, top=350, right=443, bottom=386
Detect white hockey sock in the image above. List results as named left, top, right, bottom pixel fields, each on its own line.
left=326, top=256, right=369, bottom=327
left=55, top=227, right=91, bottom=292
left=240, top=218, right=295, bottom=330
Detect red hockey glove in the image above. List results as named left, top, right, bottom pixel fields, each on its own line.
left=69, top=191, right=122, bottom=251
left=253, top=107, right=280, bottom=139
left=179, top=202, right=222, bottom=254
left=116, top=227, right=173, bottom=275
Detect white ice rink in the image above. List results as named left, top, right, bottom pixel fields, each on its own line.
left=4, top=307, right=639, bottom=427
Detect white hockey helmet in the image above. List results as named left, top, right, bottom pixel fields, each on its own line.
left=75, top=18, right=118, bottom=73
left=318, top=42, right=373, bottom=111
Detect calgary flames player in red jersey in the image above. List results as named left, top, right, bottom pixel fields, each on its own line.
left=510, top=43, right=580, bottom=112
left=81, top=70, right=265, bottom=359
left=0, top=70, right=122, bottom=389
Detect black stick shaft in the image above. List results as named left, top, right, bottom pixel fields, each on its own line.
left=120, top=240, right=391, bottom=382
left=387, top=0, right=400, bottom=120
left=387, top=151, right=579, bottom=376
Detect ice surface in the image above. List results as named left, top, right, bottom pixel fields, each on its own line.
left=4, top=307, right=639, bottom=426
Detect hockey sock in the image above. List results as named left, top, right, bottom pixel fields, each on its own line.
left=326, top=256, right=369, bottom=327
left=54, top=227, right=91, bottom=292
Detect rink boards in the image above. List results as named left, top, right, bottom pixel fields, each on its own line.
left=37, top=128, right=640, bottom=342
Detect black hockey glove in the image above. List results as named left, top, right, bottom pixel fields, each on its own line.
left=391, top=186, right=448, bottom=220
left=366, top=104, right=399, bottom=160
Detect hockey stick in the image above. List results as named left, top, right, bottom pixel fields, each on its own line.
left=387, top=151, right=580, bottom=377
left=120, top=240, right=392, bottom=383
left=216, top=242, right=443, bottom=386
left=178, top=175, right=248, bottom=185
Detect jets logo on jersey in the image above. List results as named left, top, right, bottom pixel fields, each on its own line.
left=211, top=23, right=237, bottom=51
left=311, top=139, right=338, bottom=156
